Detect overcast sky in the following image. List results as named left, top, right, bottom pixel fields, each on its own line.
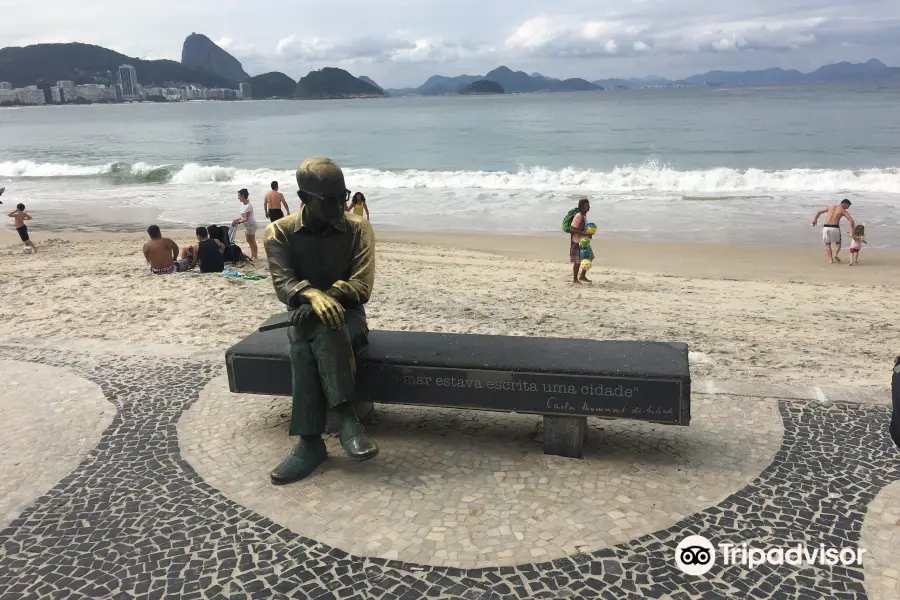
left=2, top=0, right=899, bottom=87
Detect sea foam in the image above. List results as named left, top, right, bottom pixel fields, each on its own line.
left=2, top=160, right=899, bottom=194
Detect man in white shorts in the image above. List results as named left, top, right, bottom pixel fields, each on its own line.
left=232, top=188, right=259, bottom=260
left=812, top=199, right=855, bottom=264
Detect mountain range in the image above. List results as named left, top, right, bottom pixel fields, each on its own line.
left=0, top=39, right=383, bottom=100
left=0, top=42, right=234, bottom=89
left=2, top=34, right=898, bottom=99
left=386, top=66, right=602, bottom=96
left=386, top=59, right=900, bottom=95
left=679, top=59, right=900, bottom=86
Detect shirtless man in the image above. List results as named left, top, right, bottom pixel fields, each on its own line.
left=143, top=225, right=191, bottom=275
left=264, top=181, right=291, bottom=222
left=8, top=202, right=37, bottom=252
left=812, top=199, right=856, bottom=264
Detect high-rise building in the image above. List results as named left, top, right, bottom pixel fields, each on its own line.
left=0, top=89, right=16, bottom=104
left=50, top=86, right=63, bottom=103
left=0, top=82, right=12, bottom=90
left=239, top=82, right=252, bottom=99
left=56, top=80, right=75, bottom=90
left=15, top=87, right=46, bottom=105
left=75, top=84, right=108, bottom=103
left=118, top=65, right=139, bottom=99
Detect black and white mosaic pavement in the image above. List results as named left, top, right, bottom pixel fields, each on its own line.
left=1, top=342, right=899, bottom=599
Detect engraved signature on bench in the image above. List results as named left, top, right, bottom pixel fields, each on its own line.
left=547, top=397, right=675, bottom=417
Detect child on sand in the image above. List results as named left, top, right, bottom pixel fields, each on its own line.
left=848, top=224, right=866, bottom=266
left=8, top=203, right=37, bottom=253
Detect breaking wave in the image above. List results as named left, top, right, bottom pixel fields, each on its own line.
left=2, top=160, right=899, bottom=194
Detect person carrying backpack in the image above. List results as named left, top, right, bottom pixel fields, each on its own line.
left=562, top=197, right=591, bottom=284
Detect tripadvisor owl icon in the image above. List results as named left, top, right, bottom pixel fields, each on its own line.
left=675, top=535, right=716, bottom=576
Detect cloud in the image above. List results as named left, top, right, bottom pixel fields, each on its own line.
left=672, top=17, right=827, bottom=53
left=503, top=14, right=829, bottom=58
left=270, top=33, right=490, bottom=67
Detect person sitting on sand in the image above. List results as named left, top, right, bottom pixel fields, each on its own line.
left=232, top=188, right=258, bottom=260
left=264, top=181, right=291, bottom=222
left=812, top=199, right=855, bottom=264
left=143, top=225, right=191, bottom=275
left=847, top=224, right=867, bottom=266
left=348, top=192, right=370, bottom=220
left=8, top=203, right=37, bottom=253
left=179, top=226, right=226, bottom=273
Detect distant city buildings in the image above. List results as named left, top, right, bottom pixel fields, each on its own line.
left=0, top=64, right=250, bottom=107
left=75, top=84, right=109, bottom=103
left=118, top=64, right=139, bottom=100
left=12, top=85, right=46, bottom=105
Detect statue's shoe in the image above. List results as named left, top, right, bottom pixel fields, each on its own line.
left=270, top=437, right=327, bottom=485
left=339, top=421, right=379, bottom=462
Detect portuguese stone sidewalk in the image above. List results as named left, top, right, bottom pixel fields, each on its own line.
left=0, top=339, right=898, bottom=599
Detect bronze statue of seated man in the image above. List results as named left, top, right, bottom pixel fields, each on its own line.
left=263, top=157, right=378, bottom=485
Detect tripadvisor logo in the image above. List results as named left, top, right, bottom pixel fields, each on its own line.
left=675, top=536, right=716, bottom=576
left=674, top=535, right=866, bottom=575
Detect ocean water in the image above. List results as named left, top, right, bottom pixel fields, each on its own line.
left=1, top=86, right=899, bottom=246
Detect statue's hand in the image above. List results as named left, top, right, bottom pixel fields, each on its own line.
left=289, top=305, right=313, bottom=326
left=300, top=289, right=345, bottom=329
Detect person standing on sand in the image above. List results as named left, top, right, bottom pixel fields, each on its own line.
left=349, top=192, right=370, bottom=220
left=264, top=181, right=291, bottom=222
left=143, top=225, right=191, bottom=275
left=812, top=199, right=855, bottom=264
left=233, top=188, right=258, bottom=260
left=8, top=203, right=37, bottom=253
left=569, top=198, right=591, bottom=284
left=847, top=224, right=867, bottom=267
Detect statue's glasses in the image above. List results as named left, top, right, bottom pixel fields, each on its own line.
left=300, top=188, right=352, bottom=203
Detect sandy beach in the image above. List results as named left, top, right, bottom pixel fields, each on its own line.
left=1, top=228, right=898, bottom=390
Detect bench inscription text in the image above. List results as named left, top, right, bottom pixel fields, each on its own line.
left=357, top=365, right=686, bottom=424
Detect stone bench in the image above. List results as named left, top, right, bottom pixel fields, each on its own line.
left=226, top=316, right=692, bottom=458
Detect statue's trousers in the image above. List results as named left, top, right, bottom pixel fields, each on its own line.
left=287, top=307, right=369, bottom=436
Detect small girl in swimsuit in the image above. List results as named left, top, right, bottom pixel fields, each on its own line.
left=848, top=224, right=866, bottom=266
